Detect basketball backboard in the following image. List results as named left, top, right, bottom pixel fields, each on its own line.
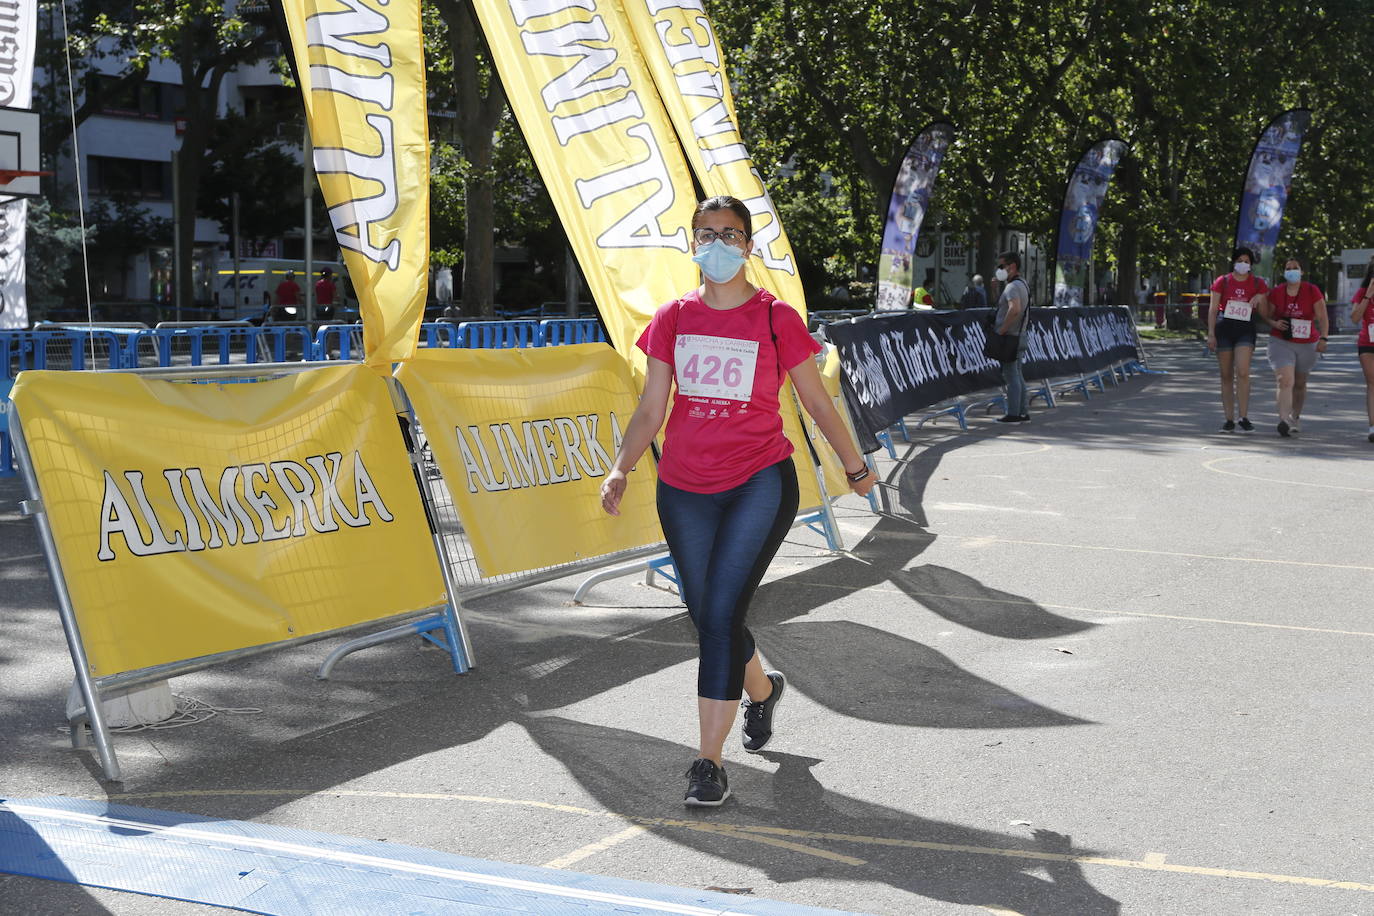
left=0, top=107, right=41, bottom=198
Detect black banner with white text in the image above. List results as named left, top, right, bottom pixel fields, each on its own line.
left=823, top=307, right=1140, bottom=451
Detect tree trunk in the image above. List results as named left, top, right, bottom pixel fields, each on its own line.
left=440, top=0, right=508, bottom=319
left=1115, top=157, right=1141, bottom=312
left=462, top=144, right=496, bottom=317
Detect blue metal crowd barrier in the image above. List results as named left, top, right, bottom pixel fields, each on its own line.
left=456, top=319, right=542, bottom=349
left=538, top=318, right=605, bottom=346
left=0, top=319, right=606, bottom=475
left=1, top=329, right=129, bottom=476
left=127, top=325, right=317, bottom=367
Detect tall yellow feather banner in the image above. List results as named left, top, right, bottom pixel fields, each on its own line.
left=618, top=0, right=806, bottom=318
left=278, top=0, right=430, bottom=366
left=466, top=0, right=699, bottom=358
left=620, top=0, right=850, bottom=496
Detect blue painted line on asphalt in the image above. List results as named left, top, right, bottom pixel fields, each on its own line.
left=0, top=797, right=862, bottom=915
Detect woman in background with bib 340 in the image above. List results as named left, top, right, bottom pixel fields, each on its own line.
left=1260, top=256, right=1328, bottom=437
left=1207, top=246, right=1268, bottom=432
left=599, top=196, right=875, bottom=808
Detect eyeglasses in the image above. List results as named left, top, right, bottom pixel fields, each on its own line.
left=693, top=227, right=747, bottom=246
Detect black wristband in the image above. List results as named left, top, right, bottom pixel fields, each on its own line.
left=845, top=466, right=869, bottom=482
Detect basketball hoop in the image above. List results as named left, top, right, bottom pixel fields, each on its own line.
left=0, top=168, right=49, bottom=186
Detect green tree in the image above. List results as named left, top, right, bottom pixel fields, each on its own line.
left=24, top=199, right=92, bottom=319
left=86, top=0, right=277, bottom=307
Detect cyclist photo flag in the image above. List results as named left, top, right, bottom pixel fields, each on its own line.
left=876, top=122, right=955, bottom=311
left=1234, top=109, right=1311, bottom=285
left=277, top=0, right=430, bottom=365
left=1052, top=139, right=1128, bottom=308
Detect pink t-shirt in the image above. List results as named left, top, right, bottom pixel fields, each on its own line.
left=1267, top=281, right=1322, bottom=342
left=1210, top=273, right=1268, bottom=323
left=637, top=288, right=821, bottom=494
left=1355, top=287, right=1373, bottom=347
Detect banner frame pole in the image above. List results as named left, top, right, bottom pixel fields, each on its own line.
left=10, top=406, right=122, bottom=781
left=392, top=376, right=475, bottom=670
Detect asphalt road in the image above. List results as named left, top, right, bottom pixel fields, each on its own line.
left=3, top=337, right=1372, bottom=915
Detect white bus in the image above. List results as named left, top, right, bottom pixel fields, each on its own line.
left=212, top=259, right=357, bottom=322
left=1334, top=249, right=1374, bottom=333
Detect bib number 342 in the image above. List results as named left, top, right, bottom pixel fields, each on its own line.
left=675, top=334, right=759, bottom=402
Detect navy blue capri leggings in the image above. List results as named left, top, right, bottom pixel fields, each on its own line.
left=656, top=459, right=799, bottom=701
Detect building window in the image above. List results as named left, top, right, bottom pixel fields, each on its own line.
left=88, top=156, right=170, bottom=199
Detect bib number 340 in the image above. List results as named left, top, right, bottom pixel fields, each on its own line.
left=675, top=334, right=759, bottom=402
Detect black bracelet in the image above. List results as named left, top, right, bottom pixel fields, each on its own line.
left=845, top=466, right=869, bottom=482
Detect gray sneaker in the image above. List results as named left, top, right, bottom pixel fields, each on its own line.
left=742, top=671, right=786, bottom=753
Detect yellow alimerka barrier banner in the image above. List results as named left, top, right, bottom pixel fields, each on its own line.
left=468, top=0, right=698, bottom=359
left=10, top=365, right=445, bottom=677
left=279, top=0, right=429, bottom=366
left=396, top=345, right=662, bottom=577
left=620, top=0, right=807, bottom=318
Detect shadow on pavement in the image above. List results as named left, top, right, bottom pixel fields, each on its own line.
left=522, top=715, right=1121, bottom=916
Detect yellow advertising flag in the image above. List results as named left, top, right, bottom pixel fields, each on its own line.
left=395, top=346, right=663, bottom=577
left=620, top=2, right=850, bottom=502
left=619, top=0, right=807, bottom=318
left=10, top=365, right=445, bottom=677
left=467, top=0, right=699, bottom=359
left=278, top=0, right=429, bottom=366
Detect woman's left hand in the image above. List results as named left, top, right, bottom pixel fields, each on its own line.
left=1316, top=338, right=1328, bottom=353
left=846, top=466, right=876, bottom=497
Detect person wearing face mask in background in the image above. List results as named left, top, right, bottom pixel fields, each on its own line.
left=1259, top=256, right=1328, bottom=437
left=1349, top=261, right=1374, bottom=442
left=599, top=196, right=876, bottom=807
left=1207, top=247, right=1269, bottom=432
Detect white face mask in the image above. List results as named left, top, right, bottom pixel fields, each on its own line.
left=1233, top=261, right=1252, bottom=275
left=995, top=268, right=1009, bottom=283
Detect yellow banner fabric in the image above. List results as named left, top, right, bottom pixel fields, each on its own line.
left=467, top=0, right=699, bottom=359
left=279, top=0, right=429, bottom=366
left=619, top=0, right=807, bottom=318
left=11, top=366, right=445, bottom=677
left=396, top=346, right=663, bottom=577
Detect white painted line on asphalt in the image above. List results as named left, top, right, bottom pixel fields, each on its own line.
left=800, top=581, right=1374, bottom=638
left=1203, top=455, right=1374, bottom=493
left=100, top=789, right=1374, bottom=894
left=933, top=533, right=1374, bottom=572
left=544, top=824, right=649, bottom=869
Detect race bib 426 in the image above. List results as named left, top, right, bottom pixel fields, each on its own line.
left=675, top=335, right=759, bottom=402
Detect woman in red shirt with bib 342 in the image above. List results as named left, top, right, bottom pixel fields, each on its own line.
left=1207, top=246, right=1268, bottom=432
left=600, top=196, right=875, bottom=807
left=1259, top=256, right=1328, bottom=437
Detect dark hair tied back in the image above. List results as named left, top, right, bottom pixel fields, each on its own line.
left=693, top=196, right=753, bottom=240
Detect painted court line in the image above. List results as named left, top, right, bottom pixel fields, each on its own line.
left=935, top=532, right=1374, bottom=573
left=101, top=790, right=1374, bottom=895
left=544, top=824, right=649, bottom=869
left=800, top=580, right=1374, bottom=639
left=1203, top=455, right=1374, bottom=493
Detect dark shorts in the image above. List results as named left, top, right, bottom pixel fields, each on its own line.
left=1360, top=345, right=1374, bottom=355
left=1214, top=317, right=1257, bottom=351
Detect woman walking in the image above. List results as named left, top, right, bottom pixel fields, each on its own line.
left=599, top=196, right=875, bottom=806
left=1206, top=247, right=1268, bottom=432
left=1351, top=262, right=1374, bottom=442
left=1260, top=256, right=1328, bottom=437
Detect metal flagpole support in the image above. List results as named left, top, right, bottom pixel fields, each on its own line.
left=789, top=386, right=844, bottom=552
left=9, top=408, right=122, bottom=781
